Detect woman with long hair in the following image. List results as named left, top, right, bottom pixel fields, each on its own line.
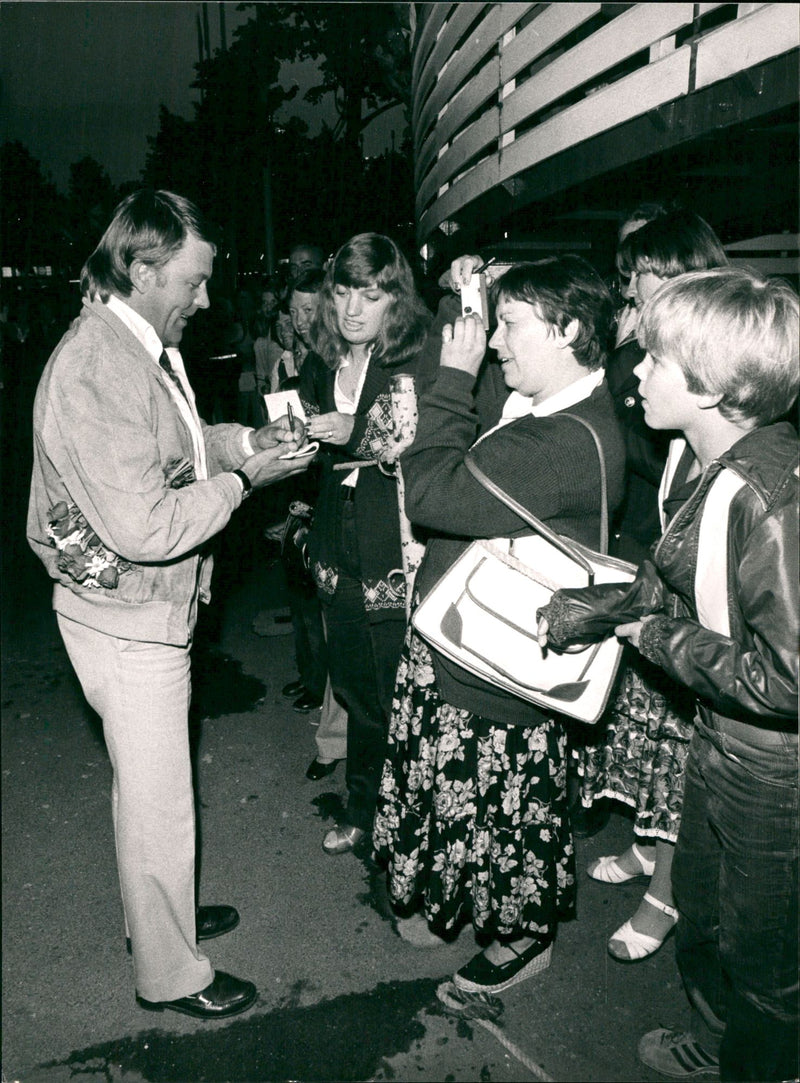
left=298, top=233, right=431, bottom=854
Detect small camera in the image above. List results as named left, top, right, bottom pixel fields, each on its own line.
left=460, top=273, right=489, bottom=329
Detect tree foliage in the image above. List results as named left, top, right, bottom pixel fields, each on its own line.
left=4, top=5, right=417, bottom=284
left=1, top=142, right=65, bottom=272
left=66, top=157, right=118, bottom=265
left=140, top=2, right=415, bottom=280
left=1, top=144, right=127, bottom=277
left=235, top=1, right=412, bottom=151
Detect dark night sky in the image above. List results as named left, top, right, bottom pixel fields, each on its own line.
left=1, top=1, right=386, bottom=193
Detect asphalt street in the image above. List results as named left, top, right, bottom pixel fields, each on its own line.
left=2, top=504, right=690, bottom=1083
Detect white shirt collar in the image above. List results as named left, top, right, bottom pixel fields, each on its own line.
left=105, top=295, right=208, bottom=479
left=337, top=343, right=373, bottom=370
left=501, top=367, right=605, bottom=421
left=106, top=294, right=164, bottom=363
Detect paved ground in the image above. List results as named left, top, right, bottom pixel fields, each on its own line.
left=2, top=511, right=692, bottom=1083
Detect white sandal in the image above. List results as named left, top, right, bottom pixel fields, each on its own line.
left=395, top=913, right=448, bottom=948
left=587, top=842, right=656, bottom=884
left=322, top=825, right=365, bottom=855
left=608, top=892, right=678, bottom=961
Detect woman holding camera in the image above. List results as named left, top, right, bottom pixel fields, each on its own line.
left=373, top=257, right=626, bottom=993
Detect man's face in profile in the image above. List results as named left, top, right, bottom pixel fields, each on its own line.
left=143, top=233, right=214, bottom=346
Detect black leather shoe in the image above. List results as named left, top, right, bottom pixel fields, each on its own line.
left=137, top=970, right=257, bottom=1019
left=196, top=904, right=240, bottom=940
left=571, top=798, right=610, bottom=839
left=282, top=679, right=305, bottom=698
left=306, top=757, right=339, bottom=781
left=293, top=690, right=324, bottom=713
left=126, top=904, right=239, bottom=954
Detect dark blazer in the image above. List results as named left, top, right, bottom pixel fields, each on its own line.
left=299, top=348, right=424, bottom=620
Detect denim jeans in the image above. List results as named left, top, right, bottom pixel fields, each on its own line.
left=673, top=718, right=798, bottom=1082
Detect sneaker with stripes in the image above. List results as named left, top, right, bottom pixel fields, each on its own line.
left=638, top=1028, right=720, bottom=1078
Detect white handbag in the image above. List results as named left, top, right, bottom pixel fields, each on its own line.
left=412, top=415, right=636, bottom=724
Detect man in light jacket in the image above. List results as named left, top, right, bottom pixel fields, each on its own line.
left=27, top=190, right=313, bottom=1019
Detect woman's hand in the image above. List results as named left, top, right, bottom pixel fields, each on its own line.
left=439, top=254, right=505, bottom=292
left=440, top=254, right=483, bottom=292
left=305, top=411, right=354, bottom=446
left=540, top=612, right=655, bottom=652
left=440, top=315, right=487, bottom=377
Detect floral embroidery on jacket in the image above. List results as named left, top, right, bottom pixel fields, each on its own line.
left=163, top=456, right=196, bottom=489
left=46, top=502, right=131, bottom=589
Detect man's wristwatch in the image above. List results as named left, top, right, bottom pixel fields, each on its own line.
left=232, top=468, right=253, bottom=500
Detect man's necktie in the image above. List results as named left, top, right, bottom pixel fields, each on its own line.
left=159, top=350, right=188, bottom=402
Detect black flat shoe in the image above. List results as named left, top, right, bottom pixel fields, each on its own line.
left=293, top=690, right=323, bottom=713
left=454, top=940, right=553, bottom=993
left=306, top=757, right=339, bottom=781
left=137, top=970, right=257, bottom=1019
left=126, top=904, right=239, bottom=954
left=282, top=679, right=305, bottom=698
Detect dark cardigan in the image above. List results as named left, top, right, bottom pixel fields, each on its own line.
left=298, top=348, right=427, bottom=621
left=403, top=365, right=627, bottom=726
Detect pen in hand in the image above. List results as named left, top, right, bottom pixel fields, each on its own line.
left=286, top=402, right=296, bottom=435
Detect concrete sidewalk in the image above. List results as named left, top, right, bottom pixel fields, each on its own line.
left=2, top=550, right=690, bottom=1083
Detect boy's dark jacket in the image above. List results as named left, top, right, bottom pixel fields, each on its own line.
left=543, top=422, right=799, bottom=730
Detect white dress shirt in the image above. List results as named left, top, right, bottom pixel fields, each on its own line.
left=106, top=295, right=257, bottom=480
left=334, top=350, right=372, bottom=488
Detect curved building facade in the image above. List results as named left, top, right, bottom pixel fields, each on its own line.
left=410, top=3, right=798, bottom=276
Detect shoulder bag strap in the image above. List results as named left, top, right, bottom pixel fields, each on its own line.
left=562, top=412, right=608, bottom=554
left=464, top=413, right=610, bottom=581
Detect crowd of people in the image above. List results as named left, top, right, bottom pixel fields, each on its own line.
left=21, top=188, right=798, bottom=1083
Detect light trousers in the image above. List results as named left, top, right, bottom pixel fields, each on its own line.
left=315, top=609, right=347, bottom=762
left=315, top=676, right=348, bottom=762
left=57, top=614, right=214, bottom=1002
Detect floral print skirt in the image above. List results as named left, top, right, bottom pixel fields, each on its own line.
left=577, top=656, right=694, bottom=842
left=373, top=628, right=576, bottom=941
